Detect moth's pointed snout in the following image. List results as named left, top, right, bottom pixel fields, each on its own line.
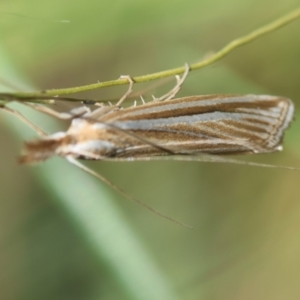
left=18, top=133, right=69, bottom=164
left=18, top=140, right=58, bottom=164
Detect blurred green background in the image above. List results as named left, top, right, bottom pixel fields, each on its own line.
left=1, top=1, right=300, bottom=300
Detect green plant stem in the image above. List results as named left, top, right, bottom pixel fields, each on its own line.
left=1, top=7, right=300, bottom=102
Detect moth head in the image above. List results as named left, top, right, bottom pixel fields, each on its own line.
left=18, top=132, right=73, bottom=164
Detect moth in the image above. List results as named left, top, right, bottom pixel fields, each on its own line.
left=3, top=68, right=291, bottom=164
left=18, top=93, right=294, bottom=164
left=1, top=70, right=296, bottom=226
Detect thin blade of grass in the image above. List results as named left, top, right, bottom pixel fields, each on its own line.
left=0, top=45, right=181, bottom=300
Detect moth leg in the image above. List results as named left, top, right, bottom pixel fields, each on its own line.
left=87, top=104, right=118, bottom=118
left=86, top=75, right=135, bottom=119
left=23, top=102, right=91, bottom=119
left=140, top=96, right=146, bottom=104
left=116, top=75, right=134, bottom=107
left=66, top=156, right=192, bottom=228
left=154, top=63, right=190, bottom=102
left=3, top=102, right=92, bottom=137
left=1, top=105, right=48, bottom=137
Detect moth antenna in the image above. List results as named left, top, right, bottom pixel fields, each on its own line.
left=101, top=155, right=300, bottom=172
left=195, top=154, right=300, bottom=171
left=1, top=105, right=48, bottom=137
left=22, top=102, right=91, bottom=120
left=66, top=156, right=192, bottom=228
left=130, top=155, right=300, bottom=171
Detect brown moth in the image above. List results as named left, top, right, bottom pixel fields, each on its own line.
left=1, top=70, right=296, bottom=226
left=18, top=94, right=294, bottom=164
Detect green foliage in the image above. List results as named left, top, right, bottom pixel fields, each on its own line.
left=1, top=1, right=300, bottom=300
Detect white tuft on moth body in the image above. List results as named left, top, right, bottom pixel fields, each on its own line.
left=19, top=118, right=120, bottom=163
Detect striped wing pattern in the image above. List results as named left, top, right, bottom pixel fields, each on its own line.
left=99, top=95, right=294, bottom=156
